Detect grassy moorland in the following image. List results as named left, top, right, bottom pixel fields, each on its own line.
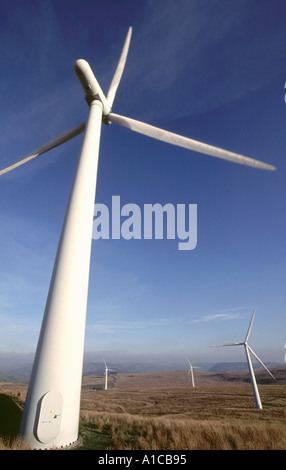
left=0, top=367, right=285, bottom=450
left=79, top=385, right=286, bottom=449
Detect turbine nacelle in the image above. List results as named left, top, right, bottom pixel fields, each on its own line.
left=74, top=59, right=111, bottom=116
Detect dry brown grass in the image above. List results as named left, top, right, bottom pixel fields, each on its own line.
left=1, top=368, right=286, bottom=450
left=80, top=409, right=286, bottom=450
left=81, top=367, right=286, bottom=390
left=0, top=436, right=31, bottom=450
left=79, top=384, right=286, bottom=450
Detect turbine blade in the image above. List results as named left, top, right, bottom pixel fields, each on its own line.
left=108, top=113, right=276, bottom=170
left=0, top=122, right=85, bottom=176
left=106, top=27, right=132, bottom=108
left=247, top=346, right=275, bottom=380
left=245, top=310, right=256, bottom=342
left=210, top=342, right=244, bottom=347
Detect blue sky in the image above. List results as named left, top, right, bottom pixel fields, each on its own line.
left=0, top=0, right=285, bottom=367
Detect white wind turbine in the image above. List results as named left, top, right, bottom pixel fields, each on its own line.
left=186, top=357, right=199, bottom=388
left=0, top=27, right=276, bottom=449
left=210, top=310, right=275, bottom=409
left=103, top=359, right=116, bottom=390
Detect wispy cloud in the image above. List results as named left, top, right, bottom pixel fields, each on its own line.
left=123, top=0, right=286, bottom=120
left=192, top=307, right=249, bottom=324
left=192, top=313, right=239, bottom=323
left=86, top=316, right=181, bottom=335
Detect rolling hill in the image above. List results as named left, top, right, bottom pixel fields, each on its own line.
left=81, top=366, right=286, bottom=390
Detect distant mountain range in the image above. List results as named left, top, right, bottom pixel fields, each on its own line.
left=83, top=361, right=283, bottom=375
left=0, top=354, right=283, bottom=383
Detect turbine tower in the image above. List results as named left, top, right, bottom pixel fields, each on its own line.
left=104, top=360, right=109, bottom=391
left=210, top=310, right=275, bottom=409
left=0, top=28, right=276, bottom=449
left=103, top=359, right=116, bottom=390
left=186, top=357, right=199, bottom=387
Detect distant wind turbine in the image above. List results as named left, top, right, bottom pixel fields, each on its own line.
left=103, top=359, right=116, bottom=390
left=210, top=310, right=275, bottom=409
left=0, top=27, right=276, bottom=449
left=186, top=357, right=199, bottom=388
